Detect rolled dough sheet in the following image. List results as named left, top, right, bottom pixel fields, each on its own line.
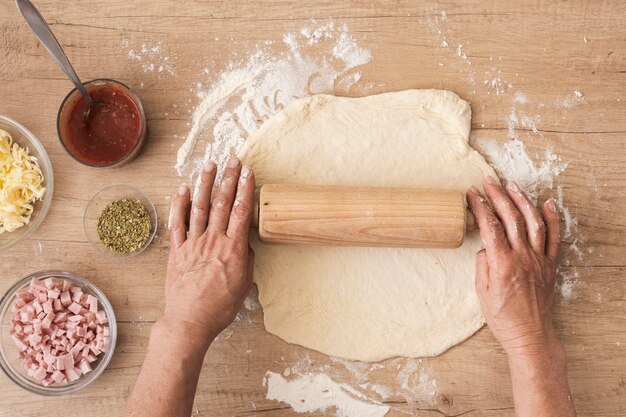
left=239, top=89, right=496, bottom=362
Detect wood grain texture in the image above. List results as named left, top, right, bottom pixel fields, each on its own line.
left=258, top=185, right=467, bottom=248
left=0, top=0, right=624, bottom=416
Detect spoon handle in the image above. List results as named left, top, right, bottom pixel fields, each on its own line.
left=16, top=0, right=93, bottom=105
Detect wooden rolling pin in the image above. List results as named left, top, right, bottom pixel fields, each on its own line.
left=252, top=184, right=476, bottom=249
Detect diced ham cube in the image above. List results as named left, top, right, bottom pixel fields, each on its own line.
left=89, top=342, right=101, bottom=356
left=71, top=289, right=83, bottom=303
left=95, top=311, right=108, bottom=325
left=69, top=348, right=80, bottom=360
left=29, top=333, right=42, bottom=345
left=43, top=300, right=53, bottom=314
left=68, top=302, right=82, bottom=315
left=32, top=366, right=47, bottom=382
left=63, top=353, right=75, bottom=371
left=51, top=370, right=65, bottom=384
left=60, top=291, right=72, bottom=307
left=41, top=312, right=55, bottom=329
left=41, top=377, right=53, bottom=387
left=56, top=356, right=64, bottom=370
left=30, top=278, right=47, bottom=291
left=53, top=298, right=63, bottom=312
left=44, top=278, right=57, bottom=289
left=53, top=312, right=68, bottom=324
left=86, top=295, right=98, bottom=313
left=79, top=359, right=92, bottom=374
left=32, top=300, right=43, bottom=314
left=61, top=279, right=71, bottom=292
left=65, top=367, right=80, bottom=383
left=86, top=353, right=97, bottom=363
left=44, top=353, right=56, bottom=366
left=47, top=289, right=60, bottom=300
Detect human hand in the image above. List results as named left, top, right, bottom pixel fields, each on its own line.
left=162, top=157, right=255, bottom=349
left=466, top=176, right=562, bottom=359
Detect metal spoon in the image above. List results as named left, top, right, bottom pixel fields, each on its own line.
left=16, top=0, right=96, bottom=116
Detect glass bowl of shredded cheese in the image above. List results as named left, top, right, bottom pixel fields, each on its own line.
left=0, top=115, right=53, bottom=250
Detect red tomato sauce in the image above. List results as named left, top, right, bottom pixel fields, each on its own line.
left=65, top=85, right=142, bottom=165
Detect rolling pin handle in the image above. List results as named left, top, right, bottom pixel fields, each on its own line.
left=465, top=209, right=477, bottom=232
left=252, top=198, right=260, bottom=227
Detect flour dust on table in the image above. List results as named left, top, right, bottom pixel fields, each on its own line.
left=239, top=89, right=497, bottom=362
left=173, top=20, right=373, bottom=181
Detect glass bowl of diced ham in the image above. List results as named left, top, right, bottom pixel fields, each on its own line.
left=0, top=270, right=116, bottom=395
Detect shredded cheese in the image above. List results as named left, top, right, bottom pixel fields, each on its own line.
left=0, top=129, right=46, bottom=233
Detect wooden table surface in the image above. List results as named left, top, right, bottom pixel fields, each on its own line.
left=1, top=1, right=624, bottom=416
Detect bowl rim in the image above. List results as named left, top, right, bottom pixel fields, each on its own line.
left=0, top=115, right=54, bottom=251
left=83, top=184, right=158, bottom=258
left=0, top=270, right=117, bottom=396
left=56, top=78, right=147, bottom=168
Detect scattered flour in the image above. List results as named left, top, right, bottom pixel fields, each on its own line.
left=555, top=90, right=585, bottom=109
left=175, top=21, right=372, bottom=181
left=556, top=268, right=580, bottom=301
left=396, top=359, right=438, bottom=402
left=430, top=12, right=513, bottom=96
left=330, top=357, right=371, bottom=382
left=475, top=137, right=566, bottom=202
left=124, top=38, right=177, bottom=75
left=264, top=372, right=389, bottom=417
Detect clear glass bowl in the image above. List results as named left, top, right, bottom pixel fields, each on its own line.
left=0, top=270, right=117, bottom=396
left=83, top=185, right=157, bottom=258
left=56, top=79, right=148, bottom=168
left=0, top=115, right=54, bottom=250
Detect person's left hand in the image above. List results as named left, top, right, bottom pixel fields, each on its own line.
left=162, top=157, right=256, bottom=349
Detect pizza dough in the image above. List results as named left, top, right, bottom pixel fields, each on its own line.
left=239, top=89, right=496, bottom=362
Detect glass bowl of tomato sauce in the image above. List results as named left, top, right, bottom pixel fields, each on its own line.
left=56, top=79, right=147, bottom=168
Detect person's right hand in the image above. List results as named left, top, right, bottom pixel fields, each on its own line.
left=466, top=176, right=562, bottom=358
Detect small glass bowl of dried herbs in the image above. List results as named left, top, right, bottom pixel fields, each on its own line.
left=84, top=185, right=157, bottom=257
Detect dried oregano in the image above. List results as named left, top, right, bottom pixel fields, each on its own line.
left=97, top=198, right=151, bottom=253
